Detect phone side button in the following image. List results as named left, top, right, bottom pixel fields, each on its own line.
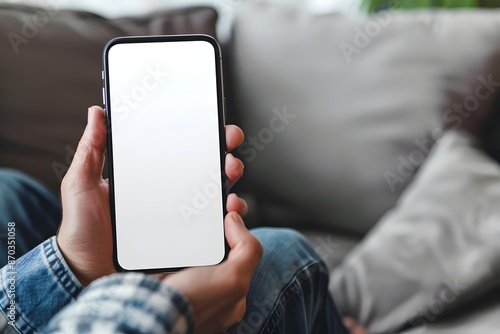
left=102, top=87, right=106, bottom=106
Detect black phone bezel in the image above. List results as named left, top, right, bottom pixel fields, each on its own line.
left=103, top=34, right=228, bottom=273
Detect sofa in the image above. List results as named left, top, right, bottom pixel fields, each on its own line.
left=1, top=2, right=500, bottom=333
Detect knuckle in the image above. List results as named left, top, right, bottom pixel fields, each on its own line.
left=76, top=137, right=93, bottom=161
left=60, top=175, right=70, bottom=193
left=61, top=169, right=77, bottom=193
left=247, top=237, right=264, bottom=260
left=60, top=137, right=94, bottom=194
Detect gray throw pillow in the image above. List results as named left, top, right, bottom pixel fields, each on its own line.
left=331, top=130, right=500, bottom=333
left=228, top=2, right=500, bottom=233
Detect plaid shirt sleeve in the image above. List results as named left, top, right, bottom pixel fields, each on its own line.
left=43, top=273, right=194, bottom=334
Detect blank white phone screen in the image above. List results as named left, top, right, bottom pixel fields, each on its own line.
left=107, top=40, right=225, bottom=271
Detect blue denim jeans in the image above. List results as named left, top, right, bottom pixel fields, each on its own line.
left=0, top=168, right=348, bottom=334
left=229, top=228, right=348, bottom=334
left=0, top=169, right=61, bottom=266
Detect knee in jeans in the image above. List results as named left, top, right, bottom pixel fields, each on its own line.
left=251, top=227, right=326, bottom=267
left=252, top=227, right=308, bottom=249
left=0, top=169, right=43, bottom=200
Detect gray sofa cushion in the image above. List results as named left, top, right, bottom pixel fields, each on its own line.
left=228, top=3, right=500, bottom=233
left=0, top=4, right=218, bottom=194
left=331, top=130, right=500, bottom=333
left=403, top=288, right=500, bottom=334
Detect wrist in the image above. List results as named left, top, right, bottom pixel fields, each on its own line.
left=56, top=235, right=94, bottom=287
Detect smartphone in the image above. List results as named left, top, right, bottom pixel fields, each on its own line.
left=103, top=35, right=227, bottom=272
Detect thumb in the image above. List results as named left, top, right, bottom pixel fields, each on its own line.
left=64, top=106, right=107, bottom=189
left=224, top=212, right=263, bottom=277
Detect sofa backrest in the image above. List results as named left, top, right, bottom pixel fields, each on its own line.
left=0, top=4, right=218, bottom=194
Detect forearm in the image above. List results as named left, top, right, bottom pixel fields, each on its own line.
left=44, top=273, right=194, bottom=334
left=0, top=236, right=83, bottom=334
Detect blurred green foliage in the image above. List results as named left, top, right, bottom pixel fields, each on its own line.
left=362, top=0, right=500, bottom=12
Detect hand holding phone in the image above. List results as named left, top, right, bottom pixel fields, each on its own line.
left=57, top=106, right=247, bottom=285
left=163, top=211, right=263, bottom=333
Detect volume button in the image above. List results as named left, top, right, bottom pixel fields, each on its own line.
left=102, top=87, right=106, bottom=106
